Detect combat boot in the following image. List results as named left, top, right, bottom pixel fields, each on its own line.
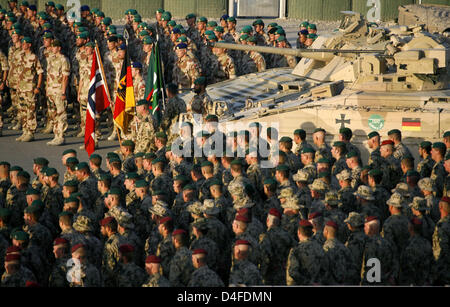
left=15, top=132, right=27, bottom=142
left=47, top=137, right=65, bottom=146
left=41, top=122, right=53, bottom=134
left=107, top=129, right=117, bottom=141
left=21, top=133, right=35, bottom=142
left=11, top=122, right=21, bottom=130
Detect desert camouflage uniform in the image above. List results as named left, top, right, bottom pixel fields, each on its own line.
left=6, top=185, right=28, bottom=227
left=350, top=166, right=363, bottom=190
left=77, top=51, right=93, bottom=133
left=116, top=262, right=147, bottom=287
left=0, top=51, right=8, bottom=131
left=188, top=265, right=224, bottom=287
left=399, top=234, right=433, bottom=285
left=131, top=113, right=155, bottom=154
left=245, top=51, right=266, bottom=74
left=432, top=215, right=450, bottom=284
left=315, top=143, right=332, bottom=164
left=214, top=53, right=236, bottom=84
left=172, top=54, right=200, bottom=89
left=17, top=50, right=43, bottom=135
left=286, top=238, right=329, bottom=285
left=133, top=73, right=146, bottom=101
left=46, top=52, right=70, bottom=139
left=229, top=259, right=263, bottom=286
left=7, top=45, right=23, bottom=123
left=142, top=272, right=171, bottom=287
left=259, top=225, right=295, bottom=285
left=169, top=246, right=194, bottom=287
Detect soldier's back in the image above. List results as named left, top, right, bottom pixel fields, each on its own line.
left=188, top=265, right=224, bottom=287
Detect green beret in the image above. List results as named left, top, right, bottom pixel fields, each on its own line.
left=214, top=26, right=224, bottom=33
left=194, top=76, right=206, bottom=85
left=207, top=21, right=218, bottom=28
left=346, top=151, right=358, bottom=159
left=333, top=141, right=346, bottom=148
left=240, top=34, right=249, bottom=41
left=176, top=36, right=188, bottom=43
left=368, top=131, right=380, bottom=139
left=64, top=196, right=79, bottom=204
left=62, top=149, right=77, bottom=156
left=143, top=36, right=154, bottom=45
left=205, top=114, right=219, bottom=122
left=45, top=168, right=58, bottom=176
left=21, top=36, right=32, bottom=43
left=85, top=42, right=95, bottom=48
left=135, top=152, right=145, bottom=158
left=268, top=22, right=278, bottom=27
left=208, top=179, right=223, bottom=187
left=75, top=162, right=89, bottom=171
left=0, top=161, right=10, bottom=167
left=98, top=174, right=111, bottom=181
left=10, top=166, right=23, bottom=172
left=318, top=171, right=330, bottom=178
left=122, top=140, right=135, bottom=147
left=299, top=21, right=309, bottom=28
left=64, top=180, right=78, bottom=187
left=198, top=16, right=208, bottom=23
left=24, top=204, right=40, bottom=214
left=89, top=154, right=101, bottom=161
left=230, top=159, right=242, bottom=166
left=276, top=35, right=286, bottom=42
left=155, top=132, right=167, bottom=139
left=144, top=153, right=157, bottom=160
left=106, top=152, right=119, bottom=159
left=66, top=157, right=79, bottom=164
left=161, top=12, right=171, bottom=21
left=136, top=99, right=149, bottom=106
left=420, top=141, right=432, bottom=149
left=307, top=23, right=317, bottom=30
left=135, top=180, right=148, bottom=188
left=17, top=171, right=30, bottom=179
left=12, top=231, right=29, bottom=241
left=253, top=19, right=264, bottom=26
left=264, top=178, right=277, bottom=186
left=108, top=157, right=121, bottom=163
left=314, top=128, right=326, bottom=133
left=183, top=184, right=195, bottom=191
left=134, top=15, right=142, bottom=23
left=294, top=129, right=305, bottom=136
left=317, top=158, right=330, bottom=164
left=280, top=136, right=293, bottom=143
left=201, top=161, right=213, bottom=168
left=307, top=34, right=318, bottom=39
left=388, top=129, right=401, bottom=136
left=125, top=172, right=139, bottom=180
left=241, top=25, right=253, bottom=34
left=339, top=128, right=352, bottom=138
left=368, top=169, right=382, bottom=177
left=76, top=32, right=88, bottom=39
left=152, top=190, right=167, bottom=196
left=406, top=170, right=420, bottom=177
left=0, top=208, right=11, bottom=218
left=444, top=131, right=450, bottom=138
left=59, top=211, right=73, bottom=218
left=186, top=13, right=196, bottom=20
left=433, top=142, right=446, bottom=151
left=108, top=187, right=122, bottom=196
left=43, top=32, right=54, bottom=39
left=301, top=147, right=315, bottom=154
left=33, top=157, right=49, bottom=166
left=151, top=157, right=165, bottom=165
left=276, top=164, right=289, bottom=172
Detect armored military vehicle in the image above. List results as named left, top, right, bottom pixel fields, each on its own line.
left=179, top=11, right=450, bottom=163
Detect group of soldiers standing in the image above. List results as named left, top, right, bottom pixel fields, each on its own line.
left=0, top=114, right=449, bottom=286
left=0, top=2, right=319, bottom=147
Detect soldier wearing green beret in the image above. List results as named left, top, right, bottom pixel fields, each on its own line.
left=293, top=129, right=313, bottom=157
left=388, top=129, right=414, bottom=163
left=0, top=162, right=11, bottom=204
left=300, top=147, right=317, bottom=184
left=150, top=158, right=174, bottom=205
left=273, top=35, right=297, bottom=69
left=339, top=128, right=361, bottom=164
left=416, top=141, right=434, bottom=179
left=211, top=39, right=236, bottom=84
left=120, top=140, right=138, bottom=174
left=279, top=136, right=302, bottom=175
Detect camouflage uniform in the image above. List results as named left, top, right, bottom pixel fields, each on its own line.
left=156, top=235, right=176, bottom=278
left=0, top=51, right=8, bottom=131
left=102, top=233, right=123, bottom=287
left=188, top=92, right=213, bottom=116
left=17, top=50, right=44, bottom=136
left=417, top=156, right=434, bottom=179
left=338, top=186, right=356, bottom=215
left=322, top=238, right=353, bottom=284
left=69, top=263, right=102, bottom=287
left=188, top=265, right=224, bottom=287
left=281, top=213, right=301, bottom=241
left=131, top=113, right=155, bottom=154
left=142, top=272, right=171, bottom=287
left=229, top=259, right=263, bottom=286
left=259, top=225, right=295, bottom=285
left=361, top=234, right=398, bottom=285
left=162, top=96, right=186, bottom=142
left=214, top=53, right=236, bottom=84
left=172, top=54, right=200, bottom=89
left=48, top=257, right=70, bottom=287
left=345, top=230, right=368, bottom=284
left=315, top=143, right=332, bottom=164
left=1, top=266, right=36, bottom=287
left=77, top=50, right=93, bottom=133
left=430, top=161, right=446, bottom=198
left=169, top=246, right=194, bottom=287
left=286, top=238, right=329, bottom=285
left=7, top=44, right=23, bottom=125
left=393, top=143, right=413, bottom=162
left=133, top=73, right=146, bottom=101
left=432, top=215, right=450, bottom=284
left=116, top=262, right=147, bottom=287
left=246, top=51, right=266, bottom=73
left=399, top=234, right=433, bottom=285
left=382, top=213, right=411, bottom=257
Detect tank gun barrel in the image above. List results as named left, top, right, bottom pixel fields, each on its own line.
left=212, top=42, right=385, bottom=62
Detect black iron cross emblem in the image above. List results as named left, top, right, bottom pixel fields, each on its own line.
left=336, top=114, right=350, bottom=129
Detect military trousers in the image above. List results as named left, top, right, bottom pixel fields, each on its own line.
left=17, top=90, right=37, bottom=134
left=47, top=91, right=68, bottom=138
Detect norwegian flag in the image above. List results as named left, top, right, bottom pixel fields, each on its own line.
left=85, top=44, right=111, bottom=156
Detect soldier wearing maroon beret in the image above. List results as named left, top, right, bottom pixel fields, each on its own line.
left=380, top=139, right=402, bottom=190
left=169, top=229, right=194, bottom=287
left=308, top=212, right=325, bottom=246
left=48, top=237, right=71, bottom=287
left=116, top=244, right=146, bottom=287
left=229, top=238, right=263, bottom=286
left=69, top=243, right=102, bottom=287
left=432, top=195, right=450, bottom=285
left=1, top=253, right=37, bottom=287
left=188, top=248, right=224, bottom=287
left=259, top=207, right=295, bottom=285
left=286, top=217, right=328, bottom=285
left=142, top=255, right=171, bottom=287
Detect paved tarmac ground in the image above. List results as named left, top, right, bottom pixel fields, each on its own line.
left=0, top=17, right=345, bottom=175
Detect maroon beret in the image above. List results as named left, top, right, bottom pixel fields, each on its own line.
left=326, top=220, right=338, bottom=229
left=192, top=248, right=208, bottom=255
left=441, top=196, right=450, bottom=204
left=235, top=239, right=250, bottom=246
left=145, top=255, right=161, bottom=264
left=235, top=214, right=249, bottom=223
left=237, top=208, right=249, bottom=216
left=5, top=254, right=21, bottom=262
left=53, top=237, right=69, bottom=246
left=268, top=208, right=281, bottom=219
left=365, top=216, right=379, bottom=223
left=99, top=216, right=115, bottom=226
left=6, top=246, right=22, bottom=254
left=119, top=244, right=135, bottom=254
left=71, top=243, right=85, bottom=254
left=308, top=212, right=322, bottom=219
left=25, top=281, right=40, bottom=287
left=299, top=219, right=313, bottom=227
left=159, top=216, right=173, bottom=224
left=381, top=140, right=394, bottom=146
left=172, top=229, right=187, bottom=236
left=411, top=217, right=423, bottom=226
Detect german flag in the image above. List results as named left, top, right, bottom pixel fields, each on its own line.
left=402, top=118, right=421, bottom=131
left=113, top=45, right=135, bottom=133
